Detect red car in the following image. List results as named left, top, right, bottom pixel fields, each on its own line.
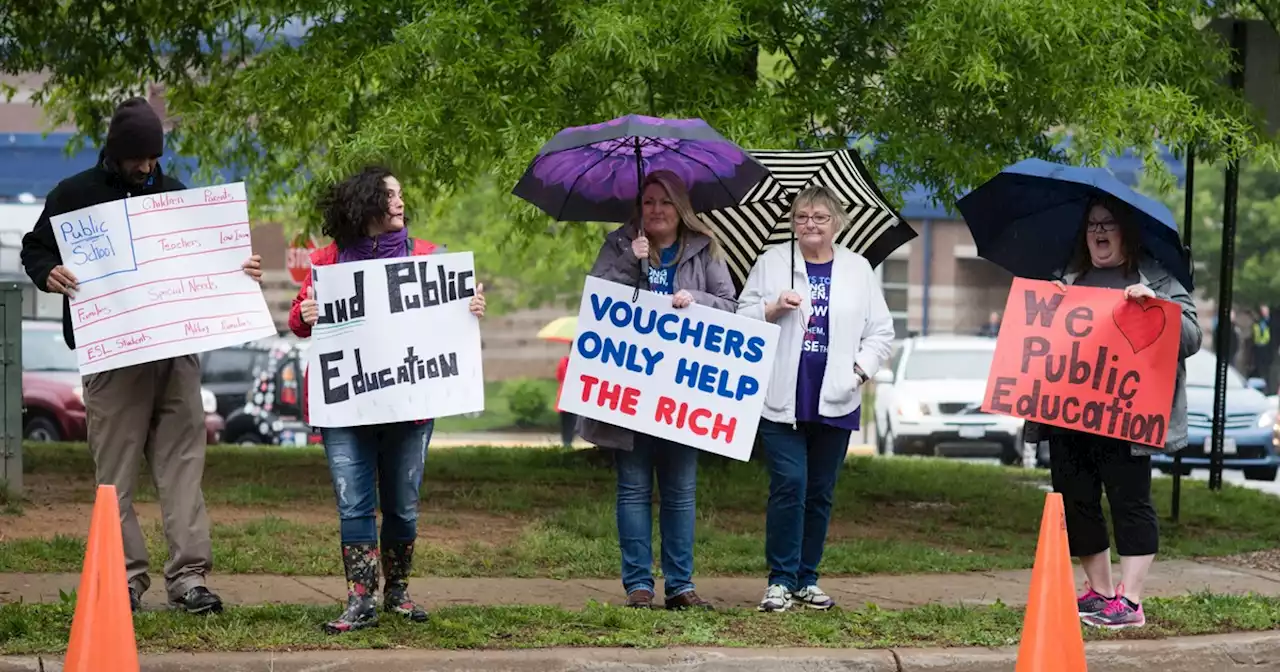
left=22, top=320, right=224, bottom=443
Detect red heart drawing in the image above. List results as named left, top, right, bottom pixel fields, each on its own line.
left=1112, top=299, right=1167, bottom=354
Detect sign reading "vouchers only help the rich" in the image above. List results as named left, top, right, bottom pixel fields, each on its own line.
left=560, top=276, right=780, bottom=461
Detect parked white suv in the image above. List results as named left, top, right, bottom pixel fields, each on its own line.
left=872, top=335, right=1023, bottom=465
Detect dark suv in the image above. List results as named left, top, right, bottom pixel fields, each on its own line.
left=199, top=340, right=276, bottom=419
left=221, top=340, right=318, bottom=446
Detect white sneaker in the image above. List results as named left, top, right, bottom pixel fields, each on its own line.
left=757, top=584, right=792, bottom=612
left=794, top=585, right=835, bottom=610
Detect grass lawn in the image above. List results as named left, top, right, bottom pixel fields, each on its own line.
left=2, top=593, right=1279, bottom=655
left=4, top=442, right=1280, bottom=578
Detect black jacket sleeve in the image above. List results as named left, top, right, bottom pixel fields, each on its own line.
left=20, top=186, right=65, bottom=293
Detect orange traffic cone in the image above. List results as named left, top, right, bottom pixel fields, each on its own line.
left=63, top=484, right=139, bottom=672
left=1015, top=492, right=1087, bottom=672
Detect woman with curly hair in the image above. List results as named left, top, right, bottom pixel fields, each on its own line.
left=288, top=166, right=486, bottom=634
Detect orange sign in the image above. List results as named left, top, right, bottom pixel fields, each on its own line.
left=982, top=278, right=1181, bottom=447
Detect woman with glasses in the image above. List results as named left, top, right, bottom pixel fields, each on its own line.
left=1024, top=196, right=1200, bottom=629
left=737, top=185, right=895, bottom=612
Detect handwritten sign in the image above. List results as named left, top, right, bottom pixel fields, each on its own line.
left=560, top=276, right=780, bottom=461
left=305, top=252, right=485, bottom=427
left=982, top=278, right=1181, bottom=447
left=54, top=182, right=276, bottom=375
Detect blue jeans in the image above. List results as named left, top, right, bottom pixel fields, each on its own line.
left=760, top=419, right=850, bottom=590
left=615, top=434, right=699, bottom=598
left=320, top=420, right=434, bottom=544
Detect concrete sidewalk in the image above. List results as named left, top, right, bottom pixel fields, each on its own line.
left=3, top=559, right=1278, bottom=610
left=4, top=632, right=1279, bottom=672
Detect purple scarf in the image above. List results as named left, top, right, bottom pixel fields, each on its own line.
left=337, top=228, right=410, bottom=263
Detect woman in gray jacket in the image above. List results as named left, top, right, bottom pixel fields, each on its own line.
left=579, top=169, right=737, bottom=610
left=1027, top=195, right=1201, bottom=630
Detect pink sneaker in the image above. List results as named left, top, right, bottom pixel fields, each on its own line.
left=1076, top=582, right=1113, bottom=617
left=1083, top=584, right=1145, bottom=629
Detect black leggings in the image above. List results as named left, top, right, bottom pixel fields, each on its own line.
left=1048, top=430, right=1159, bottom=557
left=559, top=411, right=577, bottom=447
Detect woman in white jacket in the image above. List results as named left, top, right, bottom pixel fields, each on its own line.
left=737, top=186, right=895, bottom=612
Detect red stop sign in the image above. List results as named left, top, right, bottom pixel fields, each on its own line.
left=287, top=236, right=317, bottom=286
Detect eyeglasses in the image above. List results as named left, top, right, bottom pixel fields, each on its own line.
left=794, top=214, right=832, bottom=225
left=1086, top=219, right=1118, bottom=232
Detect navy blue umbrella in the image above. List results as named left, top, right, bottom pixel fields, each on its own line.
left=956, top=158, right=1193, bottom=291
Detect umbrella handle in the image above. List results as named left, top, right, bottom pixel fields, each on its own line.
left=635, top=258, right=649, bottom=302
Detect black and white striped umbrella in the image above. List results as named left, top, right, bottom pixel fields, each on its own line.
left=699, top=148, right=917, bottom=290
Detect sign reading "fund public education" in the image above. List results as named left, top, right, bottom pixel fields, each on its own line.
left=305, top=252, right=484, bottom=427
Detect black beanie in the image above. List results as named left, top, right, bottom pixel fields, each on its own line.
left=105, top=97, right=164, bottom=161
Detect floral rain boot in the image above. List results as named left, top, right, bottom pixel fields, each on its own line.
left=323, top=543, right=380, bottom=634
left=382, top=540, right=430, bottom=622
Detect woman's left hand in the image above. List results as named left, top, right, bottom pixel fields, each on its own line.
left=470, top=283, right=486, bottom=318
left=1123, top=283, right=1155, bottom=303
left=672, top=290, right=694, bottom=309
left=241, top=255, right=263, bottom=284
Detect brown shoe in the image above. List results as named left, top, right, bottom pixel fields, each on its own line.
left=665, top=591, right=714, bottom=611
left=625, top=589, right=654, bottom=609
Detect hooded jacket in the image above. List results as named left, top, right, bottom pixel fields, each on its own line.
left=20, top=152, right=186, bottom=350
left=575, top=224, right=738, bottom=451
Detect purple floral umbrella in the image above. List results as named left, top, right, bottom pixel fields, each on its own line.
left=512, top=114, right=771, bottom=224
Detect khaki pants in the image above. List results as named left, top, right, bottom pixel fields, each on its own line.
left=83, top=354, right=212, bottom=602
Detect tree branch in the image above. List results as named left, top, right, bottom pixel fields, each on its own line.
left=1251, top=0, right=1280, bottom=35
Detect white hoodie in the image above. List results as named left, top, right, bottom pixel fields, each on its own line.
left=737, top=243, right=895, bottom=424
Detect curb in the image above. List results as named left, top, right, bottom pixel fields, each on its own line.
left=3, top=632, right=1277, bottom=672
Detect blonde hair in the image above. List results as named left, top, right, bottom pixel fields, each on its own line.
left=789, top=186, right=850, bottom=234
left=635, top=169, right=723, bottom=263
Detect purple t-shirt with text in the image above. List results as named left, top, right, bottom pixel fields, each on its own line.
left=795, top=261, right=861, bottom=430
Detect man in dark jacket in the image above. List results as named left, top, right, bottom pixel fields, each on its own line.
left=20, top=97, right=262, bottom=615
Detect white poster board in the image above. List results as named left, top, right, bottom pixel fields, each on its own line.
left=305, top=252, right=485, bottom=427
left=53, top=182, right=276, bottom=375
left=560, top=276, right=780, bottom=461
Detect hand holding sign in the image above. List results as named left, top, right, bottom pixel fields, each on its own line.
left=241, top=254, right=264, bottom=284
left=300, top=286, right=319, bottom=326
left=469, top=283, right=486, bottom=318
left=982, top=278, right=1181, bottom=447
left=1123, top=283, right=1155, bottom=303
left=46, top=265, right=79, bottom=298
left=673, top=289, right=694, bottom=309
